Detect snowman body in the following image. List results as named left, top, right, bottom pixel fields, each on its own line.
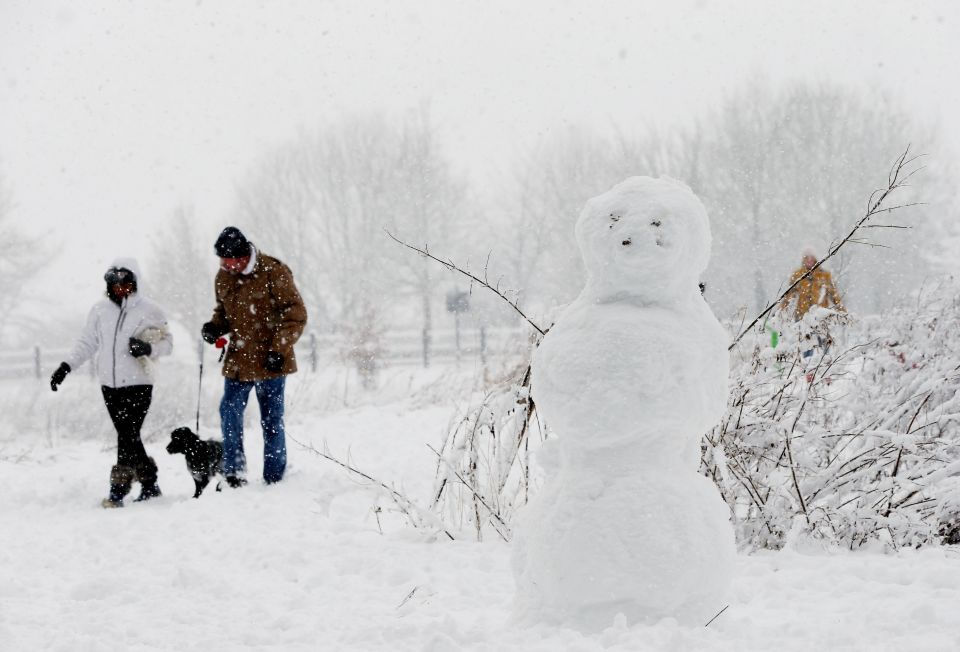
left=512, top=177, right=735, bottom=629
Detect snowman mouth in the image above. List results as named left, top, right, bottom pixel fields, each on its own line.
left=618, top=235, right=665, bottom=248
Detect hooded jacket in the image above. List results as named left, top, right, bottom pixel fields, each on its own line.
left=207, top=246, right=307, bottom=382
left=779, top=266, right=845, bottom=321
left=64, top=257, right=174, bottom=388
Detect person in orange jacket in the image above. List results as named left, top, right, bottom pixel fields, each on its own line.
left=779, top=248, right=846, bottom=379
left=779, top=248, right=845, bottom=321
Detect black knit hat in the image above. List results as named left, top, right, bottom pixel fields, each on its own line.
left=214, top=226, right=251, bottom=258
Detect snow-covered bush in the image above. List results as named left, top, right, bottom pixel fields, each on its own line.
left=429, top=360, right=541, bottom=541
left=704, top=278, right=960, bottom=551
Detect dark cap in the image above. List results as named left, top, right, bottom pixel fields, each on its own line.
left=215, top=227, right=251, bottom=258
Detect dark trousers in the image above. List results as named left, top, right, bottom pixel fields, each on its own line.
left=101, top=385, right=157, bottom=486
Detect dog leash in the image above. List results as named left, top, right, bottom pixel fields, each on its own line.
left=197, top=336, right=230, bottom=433
left=196, top=335, right=204, bottom=433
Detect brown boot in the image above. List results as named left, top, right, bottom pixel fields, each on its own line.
left=103, top=464, right=135, bottom=508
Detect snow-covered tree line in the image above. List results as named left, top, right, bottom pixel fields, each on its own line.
left=147, top=78, right=956, bottom=352
left=1, top=80, right=956, bottom=354
left=232, top=107, right=474, bottom=334
left=6, top=78, right=938, bottom=364
left=141, top=81, right=955, bottom=362
left=482, top=80, right=956, bottom=323
left=140, top=107, right=488, bottom=368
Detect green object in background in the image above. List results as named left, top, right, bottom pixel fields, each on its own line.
left=764, top=322, right=779, bottom=348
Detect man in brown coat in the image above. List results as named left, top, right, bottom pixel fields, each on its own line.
left=202, top=226, right=307, bottom=486
left=779, top=248, right=845, bottom=321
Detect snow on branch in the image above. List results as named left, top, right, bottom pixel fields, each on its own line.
left=428, top=362, right=540, bottom=542
left=707, top=280, right=960, bottom=550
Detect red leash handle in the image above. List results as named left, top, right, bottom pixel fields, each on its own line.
left=216, top=337, right=228, bottom=362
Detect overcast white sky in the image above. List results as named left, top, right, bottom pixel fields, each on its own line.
left=2, top=0, right=958, bottom=320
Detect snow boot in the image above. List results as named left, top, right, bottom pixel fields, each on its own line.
left=133, top=456, right=162, bottom=502
left=225, top=475, right=248, bottom=489
left=134, top=483, right=162, bottom=502
left=102, top=464, right=135, bottom=508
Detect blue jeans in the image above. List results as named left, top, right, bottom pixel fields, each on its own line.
left=220, top=376, right=287, bottom=483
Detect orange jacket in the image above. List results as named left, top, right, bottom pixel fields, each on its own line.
left=779, top=267, right=844, bottom=320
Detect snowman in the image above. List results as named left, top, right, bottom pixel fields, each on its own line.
left=512, top=176, right=735, bottom=630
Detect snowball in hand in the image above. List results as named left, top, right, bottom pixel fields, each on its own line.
left=512, top=176, right=735, bottom=630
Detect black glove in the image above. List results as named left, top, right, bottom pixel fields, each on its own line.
left=129, top=338, right=152, bottom=358
left=201, top=321, right=226, bottom=345
left=50, top=362, right=71, bottom=392
left=265, top=351, right=284, bottom=373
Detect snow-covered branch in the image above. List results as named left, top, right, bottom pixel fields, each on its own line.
left=384, top=230, right=547, bottom=337
left=730, top=147, right=923, bottom=351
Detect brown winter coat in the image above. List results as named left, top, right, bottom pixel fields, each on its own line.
left=208, top=249, right=307, bottom=382
left=779, top=266, right=844, bottom=321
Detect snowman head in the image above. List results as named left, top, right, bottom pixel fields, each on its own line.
left=575, top=176, right=711, bottom=303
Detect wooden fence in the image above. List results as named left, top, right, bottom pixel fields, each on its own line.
left=0, top=326, right=531, bottom=380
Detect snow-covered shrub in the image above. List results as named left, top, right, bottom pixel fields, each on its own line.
left=704, top=278, right=960, bottom=551
left=430, top=359, right=542, bottom=541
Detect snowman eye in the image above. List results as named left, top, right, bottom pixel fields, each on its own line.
left=651, top=219, right=662, bottom=227
left=621, top=238, right=632, bottom=246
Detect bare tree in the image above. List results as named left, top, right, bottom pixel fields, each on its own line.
left=382, top=104, right=472, bottom=366
left=774, top=85, right=933, bottom=305
left=235, top=110, right=474, bottom=367
left=486, top=125, right=704, bottom=319
left=487, top=128, right=634, bottom=316
left=696, top=79, right=950, bottom=318
left=236, top=114, right=402, bottom=332
left=729, top=147, right=923, bottom=349
left=0, top=170, right=46, bottom=342
left=147, top=204, right=215, bottom=336
left=696, top=78, right=791, bottom=313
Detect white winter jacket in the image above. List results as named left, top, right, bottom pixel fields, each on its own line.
left=64, top=260, right=173, bottom=388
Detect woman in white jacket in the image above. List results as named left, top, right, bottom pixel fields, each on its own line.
left=49, top=258, right=173, bottom=508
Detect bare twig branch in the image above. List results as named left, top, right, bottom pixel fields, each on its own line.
left=785, top=399, right=810, bottom=523
left=704, top=605, right=730, bottom=628
left=292, top=436, right=456, bottom=541
left=427, top=444, right=513, bottom=542
left=385, top=230, right=546, bottom=336
left=396, top=586, right=419, bottom=609
left=730, top=147, right=922, bottom=350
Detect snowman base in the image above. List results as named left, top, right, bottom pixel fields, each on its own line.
left=512, top=470, right=735, bottom=630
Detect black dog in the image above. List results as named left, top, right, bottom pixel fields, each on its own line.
left=166, top=427, right=224, bottom=498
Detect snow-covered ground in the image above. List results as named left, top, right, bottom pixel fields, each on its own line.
left=2, top=368, right=960, bottom=651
